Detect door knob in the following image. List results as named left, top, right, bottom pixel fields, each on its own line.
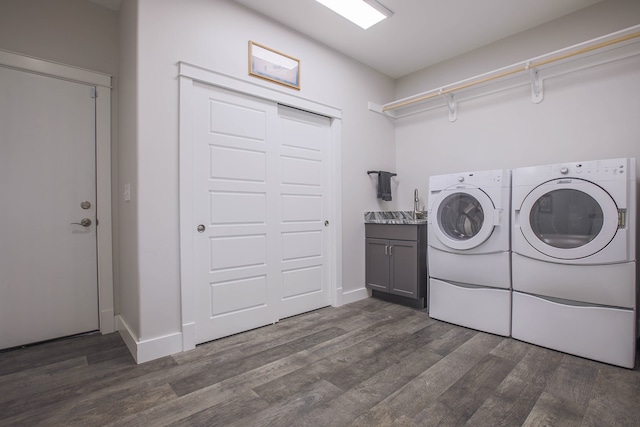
left=71, top=218, right=92, bottom=227
left=197, top=224, right=206, bottom=232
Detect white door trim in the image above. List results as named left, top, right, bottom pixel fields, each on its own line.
left=178, top=62, right=343, bottom=351
left=0, top=49, right=115, bottom=334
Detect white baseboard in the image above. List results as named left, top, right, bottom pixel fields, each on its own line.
left=116, top=315, right=138, bottom=361
left=116, top=315, right=183, bottom=364
left=342, top=286, right=369, bottom=305
left=100, top=309, right=115, bottom=334
left=182, top=321, right=196, bottom=351
left=333, top=287, right=344, bottom=307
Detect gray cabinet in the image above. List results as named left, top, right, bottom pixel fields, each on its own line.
left=365, top=224, right=427, bottom=308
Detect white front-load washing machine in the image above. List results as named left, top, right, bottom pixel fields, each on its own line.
left=511, top=158, right=637, bottom=368
left=427, top=169, right=511, bottom=336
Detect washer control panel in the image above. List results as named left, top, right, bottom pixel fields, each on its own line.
left=453, top=170, right=504, bottom=186
left=431, top=169, right=509, bottom=192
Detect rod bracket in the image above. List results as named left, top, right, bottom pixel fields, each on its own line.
left=440, top=89, right=457, bottom=122
left=368, top=101, right=383, bottom=114
left=526, top=62, right=544, bottom=104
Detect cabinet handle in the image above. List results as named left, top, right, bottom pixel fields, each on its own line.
left=388, top=245, right=393, bottom=256
left=384, top=245, right=388, bottom=255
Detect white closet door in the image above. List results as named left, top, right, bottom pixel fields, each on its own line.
left=191, top=84, right=332, bottom=345
left=193, top=84, right=281, bottom=343
left=0, top=66, right=98, bottom=349
left=277, top=105, right=331, bottom=318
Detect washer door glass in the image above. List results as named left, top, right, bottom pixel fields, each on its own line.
left=519, top=179, right=619, bottom=259
left=431, top=187, right=496, bottom=250
left=438, top=193, right=484, bottom=240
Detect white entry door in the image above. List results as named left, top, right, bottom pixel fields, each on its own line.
left=0, top=66, right=99, bottom=349
left=192, top=84, right=331, bottom=344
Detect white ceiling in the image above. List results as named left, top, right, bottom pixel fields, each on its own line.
left=86, top=0, right=604, bottom=78
left=233, top=0, right=604, bottom=78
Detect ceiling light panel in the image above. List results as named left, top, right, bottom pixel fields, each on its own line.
left=314, top=0, right=391, bottom=30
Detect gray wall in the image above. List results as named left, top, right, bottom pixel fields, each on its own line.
left=117, top=0, right=140, bottom=336
left=0, top=0, right=118, bottom=74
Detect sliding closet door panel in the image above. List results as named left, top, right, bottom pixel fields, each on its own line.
left=193, top=84, right=280, bottom=344
left=278, top=105, right=331, bottom=318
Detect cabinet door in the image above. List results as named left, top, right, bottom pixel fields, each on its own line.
left=389, top=239, right=418, bottom=298
left=366, top=238, right=390, bottom=291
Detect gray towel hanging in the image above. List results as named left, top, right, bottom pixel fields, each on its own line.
left=368, top=170, right=395, bottom=201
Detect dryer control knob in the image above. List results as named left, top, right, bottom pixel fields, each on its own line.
left=458, top=176, right=464, bottom=182
left=560, top=167, right=569, bottom=174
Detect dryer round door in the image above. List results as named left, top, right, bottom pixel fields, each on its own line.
left=518, top=179, right=619, bottom=259
left=431, top=187, right=496, bottom=250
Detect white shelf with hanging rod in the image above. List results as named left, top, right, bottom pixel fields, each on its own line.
left=369, top=25, right=640, bottom=121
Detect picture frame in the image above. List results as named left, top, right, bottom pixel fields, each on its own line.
left=249, top=41, right=300, bottom=90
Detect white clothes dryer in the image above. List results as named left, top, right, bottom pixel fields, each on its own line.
left=511, top=158, right=637, bottom=368
left=427, top=169, right=511, bottom=336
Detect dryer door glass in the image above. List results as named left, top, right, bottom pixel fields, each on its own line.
left=438, top=193, right=484, bottom=240
left=529, top=189, right=603, bottom=249
left=518, top=179, right=619, bottom=260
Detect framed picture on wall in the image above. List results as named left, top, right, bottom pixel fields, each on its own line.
left=249, top=41, right=300, bottom=90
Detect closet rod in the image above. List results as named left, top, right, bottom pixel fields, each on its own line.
left=382, top=27, right=640, bottom=112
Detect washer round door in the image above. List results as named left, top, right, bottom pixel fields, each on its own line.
left=431, top=187, right=496, bottom=250
left=518, top=179, right=619, bottom=259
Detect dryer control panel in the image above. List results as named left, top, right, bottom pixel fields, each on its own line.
left=553, top=158, right=630, bottom=181
left=514, top=157, right=635, bottom=184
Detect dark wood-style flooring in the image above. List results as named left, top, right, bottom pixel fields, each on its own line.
left=1, top=297, right=639, bottom=426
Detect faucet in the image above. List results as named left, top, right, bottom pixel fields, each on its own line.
left=413, top=188, right=425, bottom=220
